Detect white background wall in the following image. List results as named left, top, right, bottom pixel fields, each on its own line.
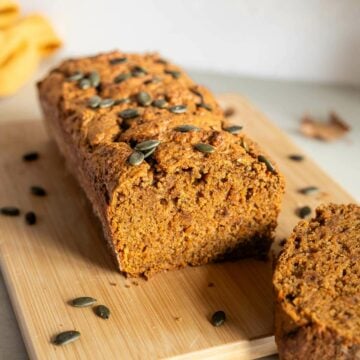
left=20, top=0, right=360, bottom=85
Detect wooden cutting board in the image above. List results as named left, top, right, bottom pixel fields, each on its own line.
left=0, top=94, right=354, bottom=360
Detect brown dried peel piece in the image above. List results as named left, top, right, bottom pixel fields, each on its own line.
left=299, top=112, right=350, bottom=141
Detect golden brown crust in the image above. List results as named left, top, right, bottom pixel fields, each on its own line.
left=274, top=203, right=360, bottom=359
left=38, top=51, right=285, bottom=277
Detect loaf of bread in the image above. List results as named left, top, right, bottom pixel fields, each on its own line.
left=273, top=203, right=360, bottom=359
left=38, top=51, right=284, bottom=277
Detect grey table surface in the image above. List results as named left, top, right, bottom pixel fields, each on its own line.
left=0, top=64, right=359, bottom=360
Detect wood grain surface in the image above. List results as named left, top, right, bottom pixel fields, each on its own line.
left=0, top=94, right=354, bottom=359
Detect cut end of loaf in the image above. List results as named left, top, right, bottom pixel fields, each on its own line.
left=273, top=203, right=360, bottom=359
left=104, top=129, right=284, bottom=277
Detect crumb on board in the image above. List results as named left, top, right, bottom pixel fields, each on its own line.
left=316, top=191, right=330, bottom=200
left=208, top=282, right=215, bottom=288
left=279, top=238, right=287, bottom=247
left=224, top=107, right=235, bottom=118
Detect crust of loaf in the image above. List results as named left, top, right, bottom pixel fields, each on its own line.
left=38, top=51, right=285, bottom=277
left=275, top=303, right=360, bottom=359
left=40, top=95, right=121, bottom=269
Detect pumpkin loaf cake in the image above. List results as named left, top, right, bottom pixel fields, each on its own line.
left=274, top=203, right=360, bottom=359
left=38, top=51, right=285, bottom=277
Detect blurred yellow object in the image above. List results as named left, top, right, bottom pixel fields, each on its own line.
left=12, top=14, right=62, bottom=56
left=0, top=5, right=62, bottom=97
left=0, top=31, right=39, bottom=96
left=0, top=0, right=19, bottom=28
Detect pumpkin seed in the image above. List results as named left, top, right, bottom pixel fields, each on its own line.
left=54, top=330, right=80, bottom=346
left=23, top=151, right=39, bottom=162
left=241, top=138, right=249, bottom=152
left=132, top=66, right=147, bottom=77
left=1, top=206, right=20, bottom=216
left=144, top=76, right=162, bottom=84
left=224, top=125, right=243, bottom=134
left=289, top=154, right=304, bottom=162
left=143, top=147, right=156, bottom=159
left=197, top=103, right=212, bottom=111
left=211, top=310, right=226, bottom=327
left=114, top=73, right=131, bottom=84
left=258, top=155, right=275, bottom=173
left=174, top=124, right=200, bottom=133
left=67, top=71, right=83, bottom=82
left=135, top=140, right=160, bottom=152
left=190, top=88, right=203, bottom=100
left=30, top=186, right=47, bottom=196
left=299, top=186, right=319, bottom=195
left=128, top=151, right=144, bottom=166
left=94, top=305, right=110, bottom=319
left=109, top=57, right=127, bottom=65
left=156, top=58, right=168, bottom=64
left=71, top=296, right=97, bottom=307
left=89, top=71, right=100, bottom=87
left=169, top=105, right=187, bottom=114
left=114, top=98, right=130, bottom=105
left=118, top=108, right=139, bottom=119
left=25, top=211, right=36, bottom=225
left=152, top=99, right=167, bottom=109
left=137, top=92, right=152, bottom=106
left=79, top=78, right=91, bottom=89
left=88, top=95, right=102, bottom=109
left=99, top=98, right=115, bottom=108
left=194, top=143, right=215, bottom=154
left=297, top=206, right=312, bottom=219
left=165, top=69, right=181, bottom=79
